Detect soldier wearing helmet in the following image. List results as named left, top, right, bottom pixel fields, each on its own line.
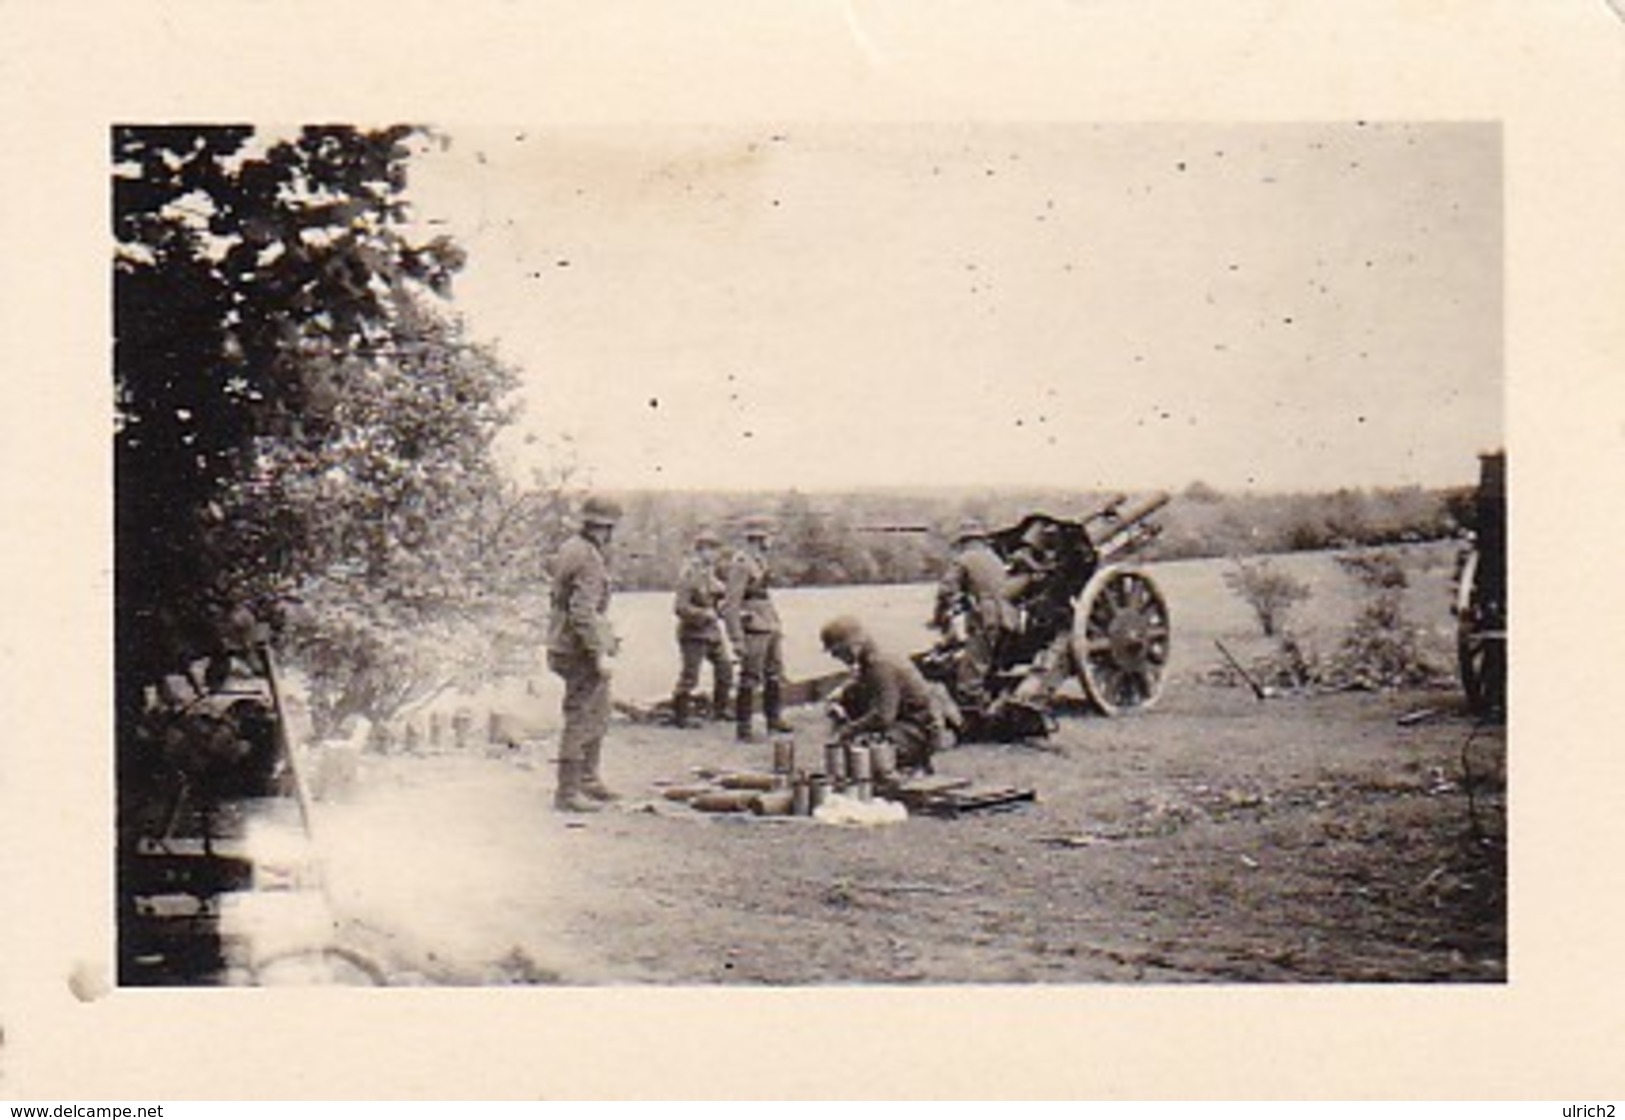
left=820, top=615, right=944, bottom=774
left=722, top=515, right=792, bottom=741
left=670, top=528, right=733, bottom=728
left=545, top=494, right=623, bottom=812
left=932, top=516, right=1018, bottom=703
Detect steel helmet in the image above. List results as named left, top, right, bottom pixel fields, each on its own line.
left=693, top=528, right=722, bottom=548
left=581, top=495, right=623, bottom=526
left=819, top=615, right=866, bottom=652
left=741, top=515, right=776, bottom=539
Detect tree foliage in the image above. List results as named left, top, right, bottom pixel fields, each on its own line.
left=113, top=125, right=523, bottom=734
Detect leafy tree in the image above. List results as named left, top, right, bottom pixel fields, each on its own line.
left=113, top=125, right=520, bottom=737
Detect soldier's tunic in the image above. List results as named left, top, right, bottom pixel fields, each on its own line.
left=673, top=555, right=733, bottom=708
left=933, top=537, right=1018, bottom=694
left=546, top=532, right=615, bottom=764
left=722, top=547, right=784, bottom=695
left=831, top=639, right=944, bottom=772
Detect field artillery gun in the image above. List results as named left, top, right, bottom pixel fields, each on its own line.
left=1454, top=452, right=1506, bottom=718
left=916, top=492, right=1172, bottom=742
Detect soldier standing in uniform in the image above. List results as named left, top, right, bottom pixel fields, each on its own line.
left=931, top=517, right=1017, bottom=704
left=671, top=528, right=733, bottom=728
left=722, top=516, right=792, bottom=742
left=545, top=495, right=623, bottom=813
left=820, top=615, right=944, bottom=774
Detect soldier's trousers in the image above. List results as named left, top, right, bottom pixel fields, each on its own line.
left=547, top=650, right=610, bottom=764
left=737, top=631, right=785, bottom=692
left=676, top=635, right=734, bottom=702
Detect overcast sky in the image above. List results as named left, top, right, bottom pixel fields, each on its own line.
left=408, top=122, right=1502, bottom=494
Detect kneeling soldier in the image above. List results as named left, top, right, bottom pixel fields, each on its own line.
left=820, top=615, right=944, bottom=775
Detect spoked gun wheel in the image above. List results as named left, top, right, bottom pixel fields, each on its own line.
left=1072, top=566, right=1171, bottom=716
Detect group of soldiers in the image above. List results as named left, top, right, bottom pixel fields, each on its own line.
left=545, top=497, right=1014, bottom=814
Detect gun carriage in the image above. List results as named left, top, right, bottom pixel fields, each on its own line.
left=917, top=492, right=1172, bottom=741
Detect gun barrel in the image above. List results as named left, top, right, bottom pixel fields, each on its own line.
left=1116, top=491, right=1170, bottom=527
left=1081, top=493, right=1130, bottom=526
left=1094, top=492, right=1170, bottom=555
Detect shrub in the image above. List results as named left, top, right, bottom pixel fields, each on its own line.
left=1223, top=556, right=1313, bottom=638
left=1335, top=549, right=1409, bottom=591
left=1328, top=549, right=1451, bottom=689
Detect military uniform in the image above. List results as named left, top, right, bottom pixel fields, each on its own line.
left=672, top=547, right=733, bottom=725
left=932, top=524, right=1018, bottom=701
left=546, top=500, right=621, bottom=811
left=825, top=627, right=944, bottom=774
left=722, top=526, right=789, bottom=740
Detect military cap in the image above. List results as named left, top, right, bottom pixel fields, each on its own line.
left=953, top=517, right=988, bottom=543
left=819, top=615, right=867, bottom=651
left=693, top=528, right=722, bottom=548
left=580, top=495, right=623, bottom=526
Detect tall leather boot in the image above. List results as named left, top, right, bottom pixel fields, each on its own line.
left=763, top=678, right=793, bottom=734
left=554, top=759, right=602, bottom=813
left=711, top=685, right=732, bottom=723
left=580, top=741, right=620, bottom=802
left=671, top=692, right=696, bottom=729
left=735, top=686, right=757, bottom=742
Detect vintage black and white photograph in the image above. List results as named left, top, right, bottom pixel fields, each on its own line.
left=113, top=120, right=1507, bottom=988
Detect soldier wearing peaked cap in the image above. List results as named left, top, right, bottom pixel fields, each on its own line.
left=545, top=495, right=623, bottom=812
left=670, top=528, right=733, bottom=728
left=722, top=516, right=791, bottom=741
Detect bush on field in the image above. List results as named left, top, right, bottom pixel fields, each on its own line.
left=1327, top=550, right=1451, bottom=690
left=1210, top=548, right=1452, bottom=695
left=1223, top=556, right=1314, bottom=638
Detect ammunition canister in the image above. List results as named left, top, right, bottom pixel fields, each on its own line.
left=824, top=743, right=848, bottom=785
left=809, top=775, right=830, bottom=810
left=791, top=773, right=811, bottom=816
left=772, top=739, right=797, bottom=775
left=847, top=745, right=873, bottom=782
left=869, top=741, right=897, bottom=778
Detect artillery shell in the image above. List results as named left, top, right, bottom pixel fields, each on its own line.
left=809, top=775, right=831, bottom=810
left=689, top=791, right=761, bottom=813
left=661, top=785, right=714, bottom=802
left=750, top=790, right=795, bottom=816
left=791, top=774, right=812, bottom=817
left=719, top=772, right=779, bottom=791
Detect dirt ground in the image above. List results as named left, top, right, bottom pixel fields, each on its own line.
left=310, top=679, right=1506, bottom=986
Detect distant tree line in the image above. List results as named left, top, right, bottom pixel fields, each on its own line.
left=594, top=480, right=1479, bottom=592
